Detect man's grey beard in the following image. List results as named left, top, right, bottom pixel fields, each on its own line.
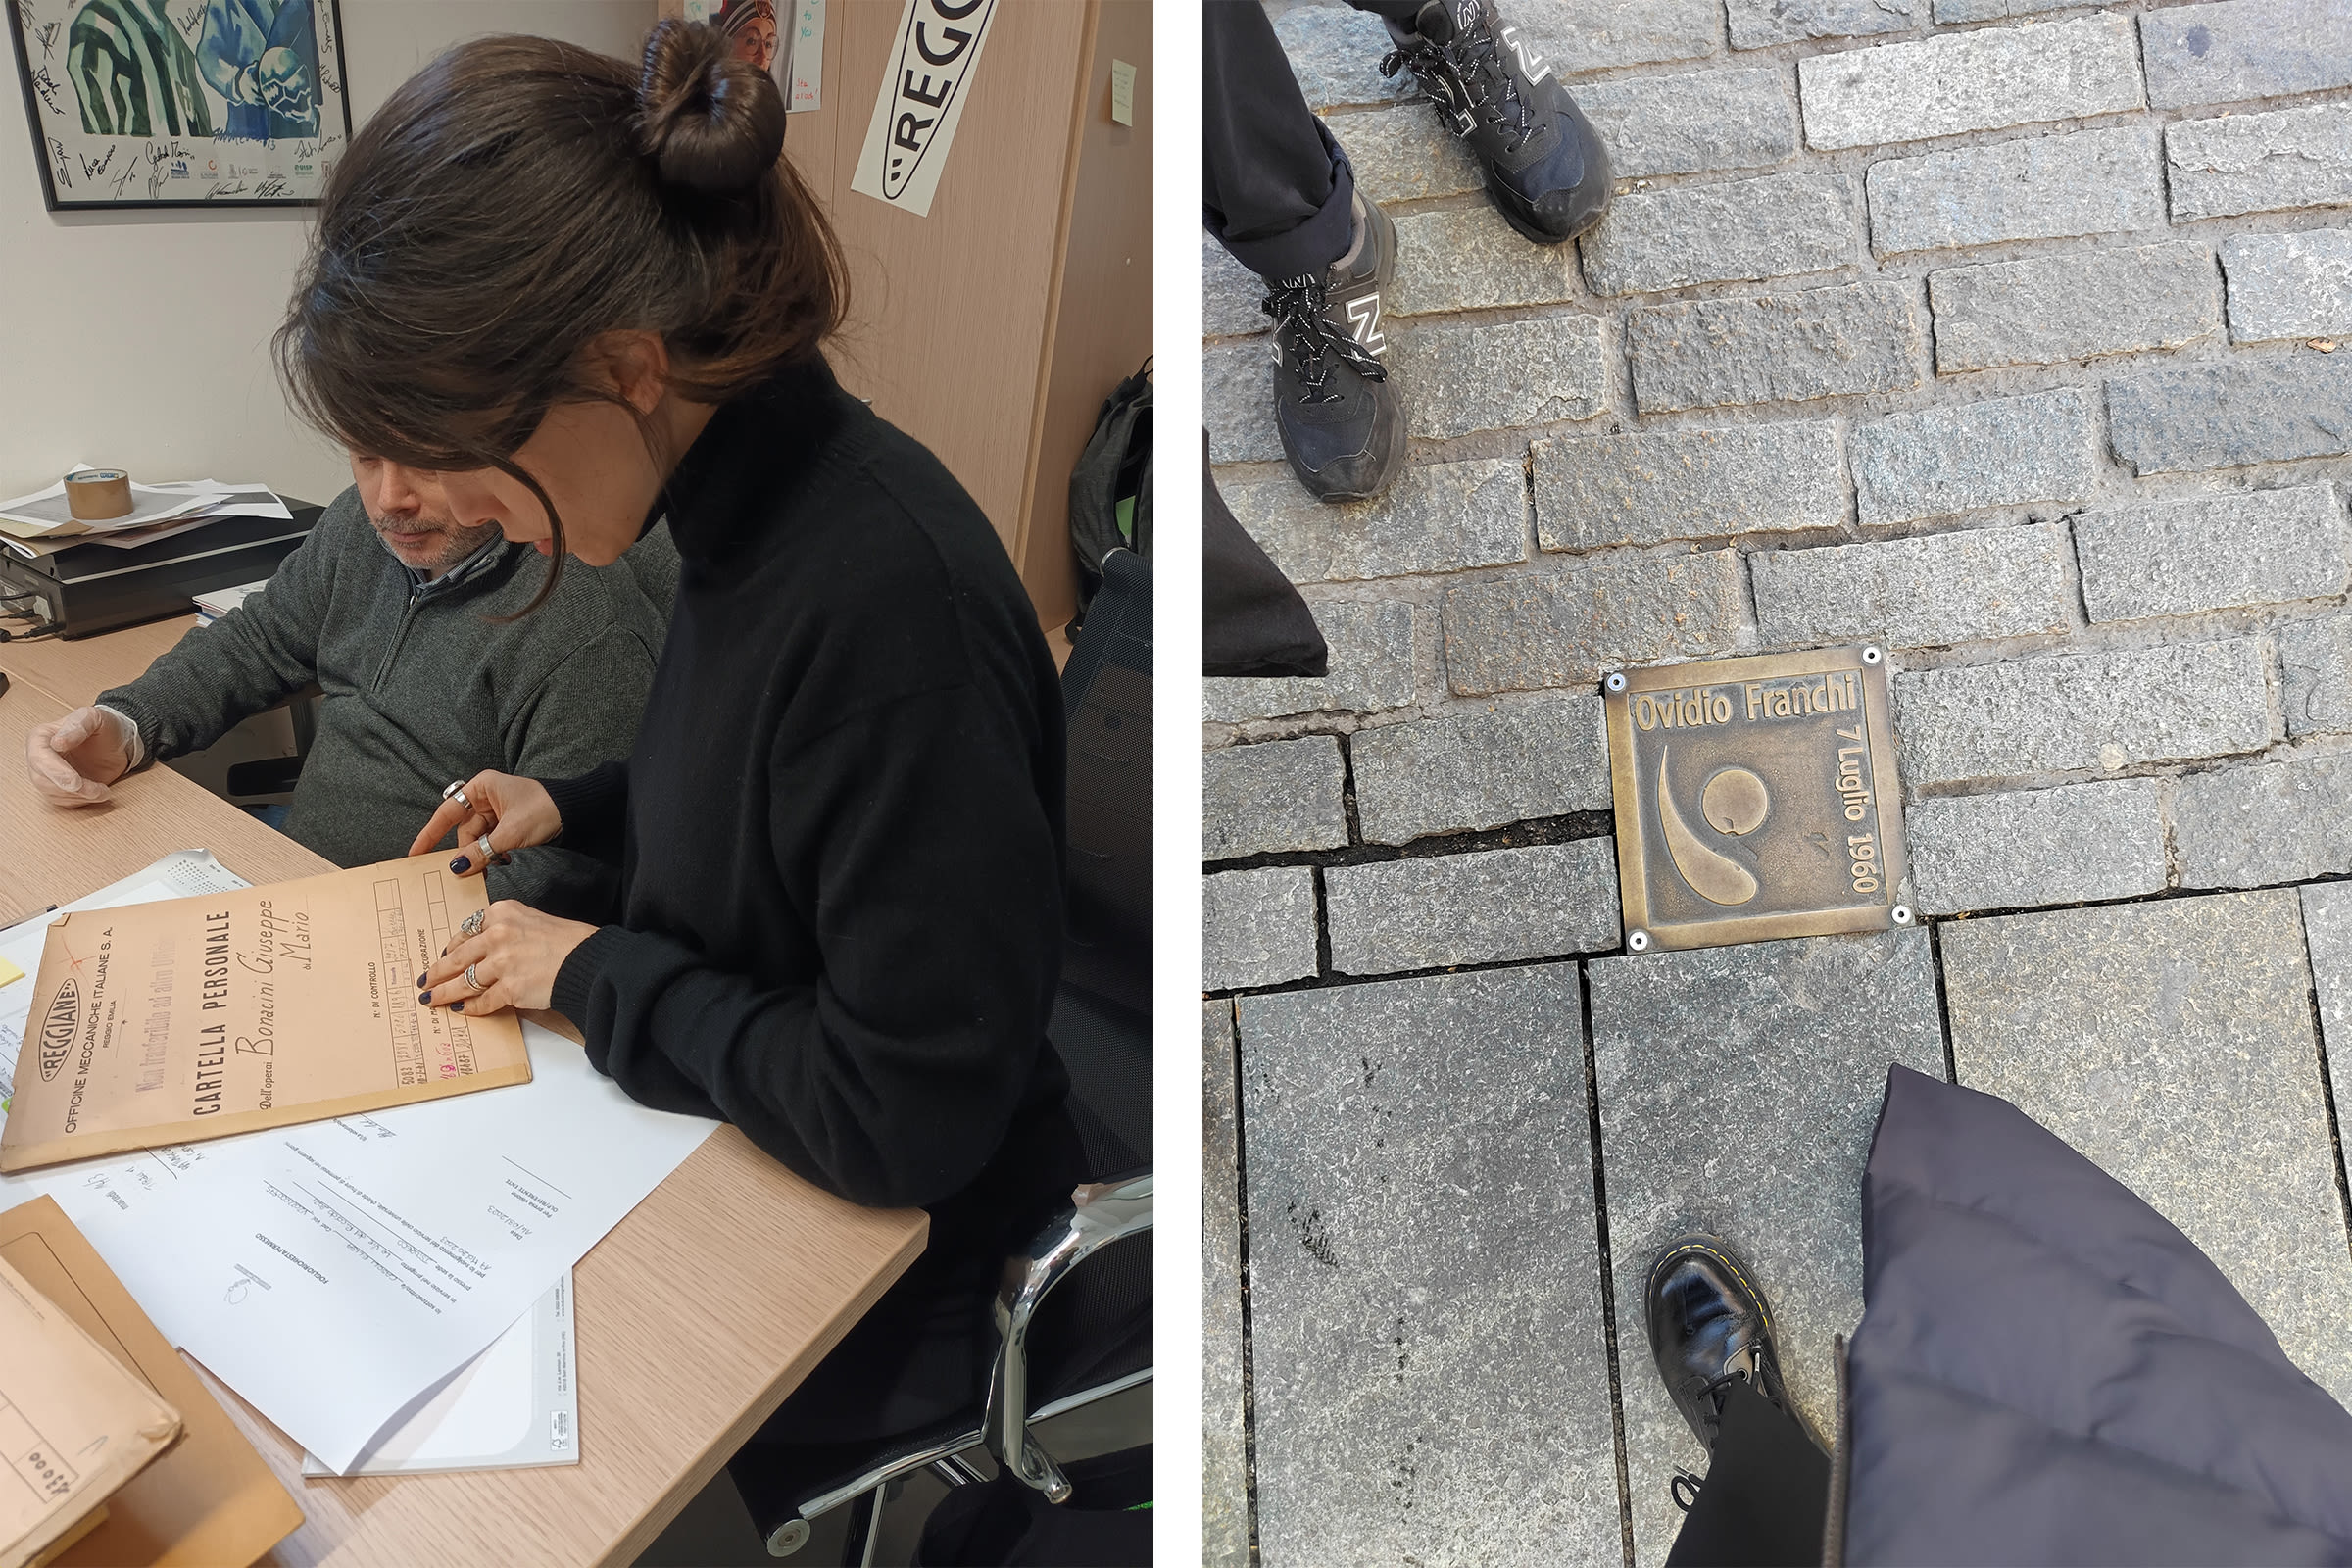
left=369, top=514, right=504, bottom=573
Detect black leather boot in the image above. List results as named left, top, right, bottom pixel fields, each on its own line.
left=1644, top=1234, right=1799, bottom=1458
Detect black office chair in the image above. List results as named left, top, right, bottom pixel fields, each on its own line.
left=740, top=551, right=1154, bottom=1563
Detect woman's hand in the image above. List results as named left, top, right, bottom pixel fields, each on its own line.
left=418, top=900, right=598, bottom=1016
left=26, top=706, right=137, bottom=806
left=409, top=771, right=564, bottom=875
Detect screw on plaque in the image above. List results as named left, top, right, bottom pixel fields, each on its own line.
left=1605, top=672, right=1627, bottom=693
left=1627, top=929, right=1651, bottom=953
left=1891, top=906, right=1914, bottom=925
left=1862, top=646, right=1884, bottom=665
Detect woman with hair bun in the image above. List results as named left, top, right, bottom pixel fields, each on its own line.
left=282, top=21, right=1083, bottom=1443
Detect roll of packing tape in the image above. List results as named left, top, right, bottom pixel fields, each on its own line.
left=65, top=468, right=133, bottom=521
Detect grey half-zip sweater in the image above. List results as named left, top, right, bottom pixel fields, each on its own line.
left=99, top=485, right=674, bottom=920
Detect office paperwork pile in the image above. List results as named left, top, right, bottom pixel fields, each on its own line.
left=0, top=853, right=717, bottom=1475
left=0, top=475, right=294, bottom=554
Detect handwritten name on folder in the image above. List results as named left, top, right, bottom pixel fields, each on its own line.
left=1, top=857, right=529, bottom=1173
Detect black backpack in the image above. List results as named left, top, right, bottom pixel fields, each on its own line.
left=1068, top=363, right=1152, bottom=631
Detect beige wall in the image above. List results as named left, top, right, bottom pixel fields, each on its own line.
left=0, top=1, right=657, bottom=503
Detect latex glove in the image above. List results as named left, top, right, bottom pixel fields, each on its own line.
left=26, top=705, right=138, bottom=806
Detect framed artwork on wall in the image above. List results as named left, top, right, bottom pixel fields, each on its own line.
left=6, top=0, right=353, bottom=209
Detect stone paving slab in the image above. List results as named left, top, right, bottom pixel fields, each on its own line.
left=1391, top=206, right=1583, bottom=317
left=2073, top=483, right=2347, bottom=623
left=1236, top=965, right=1621, bottom=1566
left=1905, top=779, right=2168, bottom=913
left=1271, top=5, right=1413, bottom=111
left=1795, top=15, right=2143, bottom=150
left=2278, top=612, right=2352, bottom=737
left=1850, top=388, right=2095, bottom=525
left=1866, top=125, right=2164, bottom=258
left=2172, top=754, right=2352, bottom=889
left=1893, top=637, right=2273, bottom=786
left=1202, top=231, right=1265, bottom=339
left=1220, top=458, right=1531, bottom=585
left=1575, top=66, right=1798, bottom=179
left=1589, top=931, right=1946, bottom=1568
left=2139, top=0, right=2352, bottom=111
left=2106, top=356, right=2352, bottom=474
left=1535, top=421, right=1845, bottom=552
left=1515, top=0, right=1725, bottom=77
left=1203, top=599, right=1420, bottom=725
left=1325, top=837, right=1620, bottom=975
left=1580, top=171, right=1859, bottom=297
left=1442, top=549, right=1748, bottom=695
left=1351, top=695, right=1612, bottom=844
left=1391, top=313, right=1606, bottom=439
left=1933, top=0, right=2076, bottom=21
left=1204, top=336, right=1281, bottom=466
left=1727, top=0, right=1919, bottom=49
left=1203, top=735, right=1348, bottom=861
left=2292, top=882, right=2352, bottom=1153
left=1626, top=282, right=1924, bottom=413
left=1203, top=1000, right=1249, bottom=1568
left=1928, top=241, right=2222, bottom=373
left=1939, top=891, right=2352, bottom=1408
left=2221, top=228, right=2352, bottom=345
left=1749, top=521, right=2074, bottom=650
left=1325, top=103, right=1481, bottom=207
left=1205, top=865, right=1322, bottom=992
left=2166, top=103, right=2352, bottom=223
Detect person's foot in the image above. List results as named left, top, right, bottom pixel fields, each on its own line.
left=1260, top=189, right=1406, bottom=502
left=1644, top=1235, right=1798, bottom=1459
left=1380, top=0, right=1613, bottom=245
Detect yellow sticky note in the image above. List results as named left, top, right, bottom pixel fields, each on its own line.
left=0, top=955, right=22, bottom=987
left=1110, top=59, right=1136, bottom=126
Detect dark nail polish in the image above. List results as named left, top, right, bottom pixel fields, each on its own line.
left=452, top=1001, right=465, bottom=1012
left=416, top=972, right=425, bottom=988
left=451, top=855, right=470, bottom=872
left=417, top=992, right=431, bottom=1004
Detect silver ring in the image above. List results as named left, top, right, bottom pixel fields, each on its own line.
left=475, top=834, right=495, bottom=861
left=457, top=909, right=485, bottom=939
left=443, top=780, right=473, bottom=813
left=464, top=963, right=487, bottom=993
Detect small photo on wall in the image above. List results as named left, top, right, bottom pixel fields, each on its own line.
left=7, top=0, right=353, bottom=208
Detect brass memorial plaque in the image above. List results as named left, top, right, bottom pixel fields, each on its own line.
left=1603, top=645, right=1911, bottom=953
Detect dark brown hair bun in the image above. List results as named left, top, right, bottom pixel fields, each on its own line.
left=637, top=18, right=785, bottom=196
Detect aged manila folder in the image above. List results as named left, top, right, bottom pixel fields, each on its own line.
left=0, top=1197, right=300, bottom=1568
left=0, top=857, right=530, bottom=1173
left=0, top=1219, right=182, bottom=1568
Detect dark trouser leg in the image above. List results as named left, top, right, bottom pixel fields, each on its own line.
left=1203, top=0, right=1357, bottom=279
left=1666, top=1378, right=1832, bottom=1568
left=1347, top=0, right=1425, bottom=19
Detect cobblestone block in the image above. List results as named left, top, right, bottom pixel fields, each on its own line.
left=2173, top=755, right=2352, bottom=888
left=1326, top=838, right=1621, bottom=975
left=2075, top=485, right=2347, bottom=622
left=1203, top=600, right=1420, bottom=725
left=1906, top=780, right=2167, bottom=913
left=1220, top=458, right=1530, bottom=585
left=1868, top=126, right=2163, bottom=257
left=1391, top=314, right=1606, bottom=439
left=1750, top=522, right=2074, bottom=649
left=1516, top=0, right=1724, bottom=75
left=1573, top=67, right=1797, bottom=178
left=2167, top=104, right=2352, bottom=222
left=1850, top=389, right=2096, bottom=526
left=1590, top=931, right=1945, bottom=1568
left=1443, top=551, right=1748, bottom=696
left=2295, top=882, right=2352, bottom=1154
left=1272, top=5, right=1414, bottom=111
left=1203, top=735, right=1348, bottom=860
left=1581, top=172, right=1858, bottom=296
left=1894, top=638, right=2272, bottom=785
left=1933, top=0, right=2076, bottom=21
left=1204, top=867, right=1321, bottom=992
left=1391, top=206, right=1583, bottom=316
left=1324, top=104, right=1482, bottom=206
left=2278, top=612, right=2352, bottom=736
left=1940, top=891, right=2352, bottom=1409
left=2106, top=357, right=2352, bottom=474
left=1796, top=16, right=2143, bottom=151
left=2140, top=0, right=2352, bottom=110
left=1535, top=421, right=1845, bottom=551
left=1236, top=964, right=1620, bottom=1566
left=1728, top=0, right=1918, bottom=48
left=1204, top=336, right=1279, bottom=466
left=1203, top=1000, right=1248, bottom=1568
left=2222, top=228, right=2352, bottom=344
left=1929, top=241, right=2221, bottom=372
left=1626, top=283, right=1923, bottom=413
left=1202, top=232, right=1265, bottom=339
left=1351, top=695, right=1611, bottom=844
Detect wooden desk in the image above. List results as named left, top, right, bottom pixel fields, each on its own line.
left=0, top=633, right=931, bottom=1568
left=0, top=614, right=199, bottom=709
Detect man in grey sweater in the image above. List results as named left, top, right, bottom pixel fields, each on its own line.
left=24, top=480, right=672, bottom=920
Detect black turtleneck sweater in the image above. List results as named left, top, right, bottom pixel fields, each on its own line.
left=543, top=357, right=1077, bottom=1269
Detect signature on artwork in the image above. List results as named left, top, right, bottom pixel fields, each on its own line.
left=111, top=163, right=138, bottom=197
left=27, top=65, right=62, bottom=116
left=33, top=18, right=57, bottom=57
left=173, top=1, right=203, bottom=35
left=46, top=136, right=68, bottom=187
left=77, top=144, right=115, bottom=181
left=253, top=176, right=288, bottom=198
left=209, top=179, right=252, bottom=199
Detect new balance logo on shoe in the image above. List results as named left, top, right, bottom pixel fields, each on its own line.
left=1499, top=24, right=1551, bottom=85
left=1346, top=292, right=1387, bottom=355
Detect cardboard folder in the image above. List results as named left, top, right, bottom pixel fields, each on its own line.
left=1, top=856, right=529, bottom=1172
left=0, top=1198, right=302, bottom=1568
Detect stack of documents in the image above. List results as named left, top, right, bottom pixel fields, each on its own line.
left=0, top=853, right=717, bottom=1476
left=194, top=581, right=270, bottom=625
left=0, top=472, right=293, bottom=553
